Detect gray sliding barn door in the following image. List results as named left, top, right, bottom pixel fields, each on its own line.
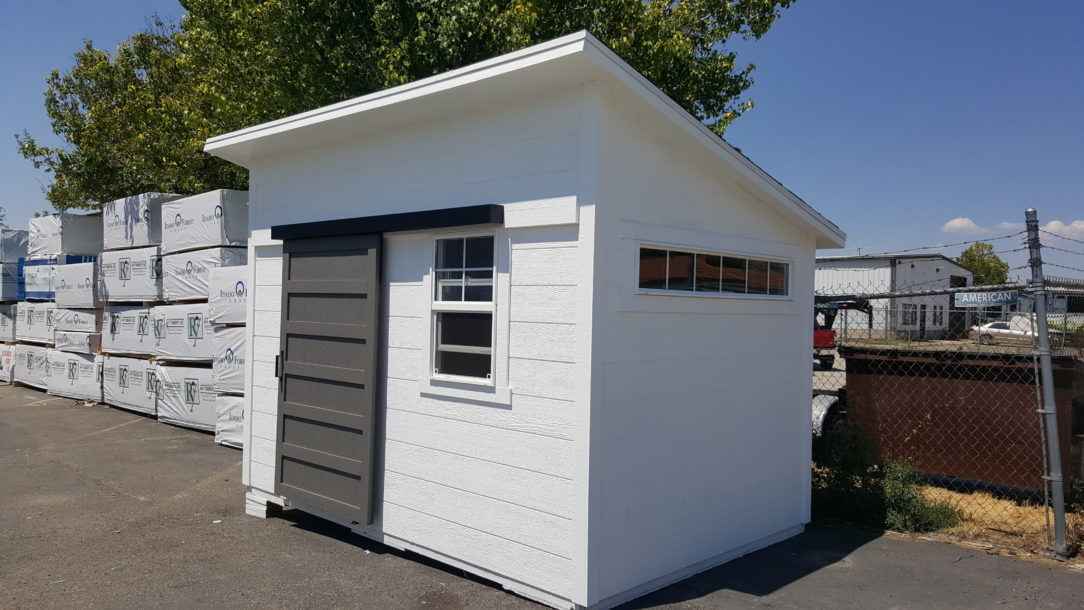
left=275, top=234, right=380, bottom=526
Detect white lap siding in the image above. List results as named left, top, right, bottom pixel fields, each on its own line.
left=245, top=238, right=283, bottom=495
left=380, top=227, right=578, bottom=598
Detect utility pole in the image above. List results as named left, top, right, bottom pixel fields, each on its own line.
left=1025, top=208, right=1069, bottom=558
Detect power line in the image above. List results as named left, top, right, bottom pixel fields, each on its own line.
left=1040, top=244, right=1084, bottom=258
left=1044, top=262, right=1084, bottom=274
left=1039, top=228, right=1084, bottom=245
left=841, top=231, right=1026, bottom=258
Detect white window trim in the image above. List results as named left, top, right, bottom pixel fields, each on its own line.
left=634, top=241, right=794, bottom=301
left=418, top=227, right=512, bottom=405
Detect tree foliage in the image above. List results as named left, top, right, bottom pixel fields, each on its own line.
left=18, top=0, right=796, bottom=210
left=957, top=242, right=1010, bottom=285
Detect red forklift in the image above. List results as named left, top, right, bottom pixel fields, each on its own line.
left=812, top=296, right=871, bottom=436
left=813, top=295, right=871, bottom=370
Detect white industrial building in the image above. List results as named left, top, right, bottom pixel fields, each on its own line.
left=816, top=254, right=974, bottom=338
left=205, top=32, right=845, bottom=609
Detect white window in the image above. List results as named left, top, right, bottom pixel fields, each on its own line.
left=932, top=305, right=945, bottom=326
left=902, top=303, right=918, bottom=326
left=432, top=236, right=494, bottom=380
left=637, top=246, right=789, bottom=297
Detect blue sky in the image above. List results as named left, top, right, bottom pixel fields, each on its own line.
left=1, top=1, right=1081, bottom=276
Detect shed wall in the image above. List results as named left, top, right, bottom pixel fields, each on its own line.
left=586, top=87, right=817, bottom=604
left=241, top=87, right=590, bottom=603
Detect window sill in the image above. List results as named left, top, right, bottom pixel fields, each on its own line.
left=418, top=376, right=512, bottom=406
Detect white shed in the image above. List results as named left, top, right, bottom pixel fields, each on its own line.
left=205, top=31, right=845, bottom=609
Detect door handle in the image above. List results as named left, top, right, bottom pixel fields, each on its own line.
left=275, top=353, right=282, bottom=378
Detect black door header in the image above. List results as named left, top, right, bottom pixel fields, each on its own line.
left=271, top=204, right=504, bottom=240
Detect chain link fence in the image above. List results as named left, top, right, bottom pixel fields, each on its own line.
left=811, top=281, right=1084, bottom=551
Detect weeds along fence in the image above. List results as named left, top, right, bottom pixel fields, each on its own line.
left=812, top=280, right=1084, bottom=550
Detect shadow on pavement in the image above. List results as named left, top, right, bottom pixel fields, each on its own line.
left=276, top=506, right=502, bottom=589
left=619, top=525, right=883, bottom=608
left=278, top=505, right=882, bottom=609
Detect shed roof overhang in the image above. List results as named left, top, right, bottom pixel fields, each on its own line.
left=270, top=204, right=503, bottom=240
left=205, top=31, right=846, bottom=249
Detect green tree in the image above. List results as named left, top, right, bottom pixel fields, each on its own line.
left=18, top=0, right=796, bottom=210
left=957, top=242, right=1010, bottom=285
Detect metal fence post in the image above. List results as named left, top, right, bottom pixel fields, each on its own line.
left=1025, top=208, right=1069, bottom=558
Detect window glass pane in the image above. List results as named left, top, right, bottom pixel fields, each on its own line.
left=465, top=286, right=493, bottom=301
left=695, top=254, right=721, bottom=292
left=465, top=236, right=494, bottom=268
left=464, top=269, right=492, bottom=302
left=436, top=238, right=464, bottom=269
left=638, top=248, right=667, bottom=289
left=436, top=312, right=492, bottom=378
left=768, top=262, right=788, bottom=295
left=435, top=270, right=463, bottom=301
left=438, top=312, right=492, bottom=348
left=721, top=257, right=747, bottom=293
left=667, top=251, right=694, bottom=291
left=747, top=260, right=769, bottom=294
left=436, top=351, right=491, bottom=378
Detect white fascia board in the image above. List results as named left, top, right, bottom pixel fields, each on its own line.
left=576, top=35, right=846, bottom=250
left=204, top=31, right=590, bottom=163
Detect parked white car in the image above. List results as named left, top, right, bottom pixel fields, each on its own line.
left=969, top=321, right=1033, bottom=345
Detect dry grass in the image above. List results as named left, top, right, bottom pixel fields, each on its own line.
left=921, top=486, right=1084, bottom=553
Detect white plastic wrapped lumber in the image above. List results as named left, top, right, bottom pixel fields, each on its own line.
left=54, top=330, right=101, bottom=354
left=212, top=324, right=245, bottom=394
left=0, top=263, right=17, bottom=301
left=53, top=261, right=100, bottom=308
left=102, top=192, right=181, bottom=250
left=53, top=308, right=102, bottom=333
left=0, top=344, right=15, bottom=384
left=28, top=213, right=103, bottom=257
left=208, top=264, right=249, bottom=324
left=155, top=364, right=217, bottom=432
left=15, top=301, right=56, bottom=344
left=47, top=351, right=102, bottom=402
left=215, top=394, right=244, bottom=449
left=152, top=302, right=213, bottom=362
left=161, top=189, right=248, bottom=254
left=14, top=343, right=50, bottom=389
left=20, top=260, right=54, bottom=300
left=102, top=305, right=154, bottom=355
left=0, top=304, right=15, bottom=342
left=102, top=355, right=157, bottom=415
left=0, top=229, right=28, bottom=262
left=99, top=246, right=161, bottom=302
left=162, top=247, right=247, bottom=302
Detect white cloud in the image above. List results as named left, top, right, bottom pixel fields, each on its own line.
left=1042, top=219, right=1084, bottom=241
left=941, top=217, right=988, bottom=234
left=941, top=217, right=1084, bottom=240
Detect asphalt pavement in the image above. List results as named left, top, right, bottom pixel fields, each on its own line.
left=1, top=384, right=1081, bottom=609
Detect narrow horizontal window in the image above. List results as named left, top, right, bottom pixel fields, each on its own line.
left=638, top=246, right=788, bottom=298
